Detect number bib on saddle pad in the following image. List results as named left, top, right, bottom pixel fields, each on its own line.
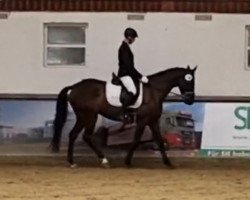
left=105, top=77, right=143, bottom=109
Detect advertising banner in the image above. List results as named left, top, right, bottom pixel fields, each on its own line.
left=0, top=100, right=204, bottom=157
left=1, top=100, right=250, bottom=158
left=201, top=103, right=250, bottom=157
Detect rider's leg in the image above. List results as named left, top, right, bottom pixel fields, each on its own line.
left=121, top=92, right=134, bottom=123
left=120, top=76, right=137, bottom=95
left=119, top=76, right=137, bottom=124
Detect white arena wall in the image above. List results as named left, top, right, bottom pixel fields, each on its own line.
left=0, top=12, right=249, bottom=96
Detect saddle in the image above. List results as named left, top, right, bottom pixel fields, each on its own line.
left=105, top=73, right=143, bottom=108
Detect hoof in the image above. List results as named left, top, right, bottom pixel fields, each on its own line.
left=101, top=158, right=111, bottom=168
left=102, top=162, right=111, bottom=169
left=125, top=160, right=133, bottom=168
left=126, top=164, right=133, bottom=169
left=166, top=164, right=175, bottom=169
left=69, top=164, right=78, bottom=169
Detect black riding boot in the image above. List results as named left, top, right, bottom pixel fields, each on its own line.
left=120, top=91, right=135, bottom=124
left=119, top=81, right=137, bottom=124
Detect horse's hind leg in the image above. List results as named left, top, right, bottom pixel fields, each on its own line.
left=67, top=119, right=84, bottom=167
left=82, top=113, right=109, bottom=168
left=149, top=122, right=174, bottom=168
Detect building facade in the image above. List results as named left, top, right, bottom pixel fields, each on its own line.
left=0, top=0, right=250, bottom=98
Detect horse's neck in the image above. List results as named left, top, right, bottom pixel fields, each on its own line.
left=149, top=69, right=183, bottom=99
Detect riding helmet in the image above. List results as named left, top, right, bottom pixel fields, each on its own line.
left=124, top=28, right=138, bottom=38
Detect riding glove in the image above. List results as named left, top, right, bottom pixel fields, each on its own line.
left=141, top=76, right=149, bottom=83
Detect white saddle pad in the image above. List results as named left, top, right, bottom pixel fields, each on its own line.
left=105, top=81, right=143, bottom=109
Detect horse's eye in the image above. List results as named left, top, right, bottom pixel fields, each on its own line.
left=184, top=74, right=193, bottom=81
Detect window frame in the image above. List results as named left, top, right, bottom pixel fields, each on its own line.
left=245, top=25, right=250, bottom=70
left=43, top=22, right=88, bottom=68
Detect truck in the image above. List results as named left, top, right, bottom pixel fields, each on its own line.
left=96, top=111, right=197, bottom=150
left=160, top=111, right=196, bottom=149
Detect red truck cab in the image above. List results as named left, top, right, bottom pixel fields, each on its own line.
left=160, top=111, right=196, bottom=149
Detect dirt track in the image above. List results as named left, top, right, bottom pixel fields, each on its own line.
left=0, top=156, right=250, bottom=200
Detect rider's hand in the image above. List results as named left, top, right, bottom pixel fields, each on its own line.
left=141, top=76, right=149, bottom=83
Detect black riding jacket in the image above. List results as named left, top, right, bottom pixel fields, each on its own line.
left=118, top=41, right=142, bottom=81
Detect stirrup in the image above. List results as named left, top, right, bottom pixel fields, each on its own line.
left=123, top=113, right=134, bottom=124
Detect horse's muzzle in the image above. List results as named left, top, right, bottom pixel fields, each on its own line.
left=183, top=92, right=195, bottom=105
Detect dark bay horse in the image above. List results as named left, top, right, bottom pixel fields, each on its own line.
left=51, top=66, right=197, bottom=168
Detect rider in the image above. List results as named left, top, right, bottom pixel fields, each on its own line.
left=117, top=27, right=149, bottom=122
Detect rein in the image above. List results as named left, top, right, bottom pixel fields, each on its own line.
left=169, top=91, right=194, bottom=99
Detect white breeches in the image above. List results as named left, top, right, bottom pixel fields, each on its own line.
left=120, top=76, right=136, bottom=95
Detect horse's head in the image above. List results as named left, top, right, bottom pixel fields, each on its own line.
left=177, top=65, right=197, bottom=105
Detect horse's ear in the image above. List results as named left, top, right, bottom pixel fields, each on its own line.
left=187, top=65, right=190, bottom=70
left=193, top=65, right=198, bottom=72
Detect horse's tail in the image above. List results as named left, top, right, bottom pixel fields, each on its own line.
left=51, top=86, right=72, bottom=152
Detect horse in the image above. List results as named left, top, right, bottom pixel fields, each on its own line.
left=51, top=66, right=197, bottom=168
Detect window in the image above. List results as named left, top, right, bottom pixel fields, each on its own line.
left=165, top=117, right=171, bottom=125
left=246, top=26, right=250, bottom=69
left=176, top=117, right=194, bottom=128
left=44, top=23, right=88, bottom=67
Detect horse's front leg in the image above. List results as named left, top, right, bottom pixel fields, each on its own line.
left=149, top=121, right=174, bottom=169
left=125, top=122, right=146, bottom=167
